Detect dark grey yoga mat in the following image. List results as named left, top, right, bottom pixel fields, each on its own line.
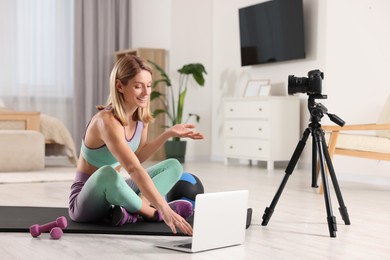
left=0, top=206, right=252, bottom=236
left=0, top=206, right=189, bottom=236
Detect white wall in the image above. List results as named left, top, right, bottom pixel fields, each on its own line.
left=325, top=0, right=390, bottom=123
left=132, top=0, right=390, bottom=175
left=323, top=0, right=390, bottom=176
left=130, top=1, right=171, bottom=49
left=131, top=0, right=213, bottom=161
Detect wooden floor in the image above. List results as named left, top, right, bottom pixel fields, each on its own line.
left=0, top=161, right=389, bottom=260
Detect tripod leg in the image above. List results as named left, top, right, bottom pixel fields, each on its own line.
left=261, top=129, right=311, bottom=226
left=311, top=137, right=319, bottom=187
left=314, top=130, right=337, bottom=237
left=320, top=132, right=351, bottom=225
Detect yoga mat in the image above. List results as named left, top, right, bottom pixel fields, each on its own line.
left=0, top=206, right=189, bottom=236
left=0, top=206, right=252, bottom=236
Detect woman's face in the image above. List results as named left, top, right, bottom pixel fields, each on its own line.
left=117, top=69, right=152, bottom=109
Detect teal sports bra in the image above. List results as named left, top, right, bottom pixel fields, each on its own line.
left=81, top=120, right=143, bottom=168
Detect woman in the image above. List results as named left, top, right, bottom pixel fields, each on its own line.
left=68, top=55, right=204, bottom=235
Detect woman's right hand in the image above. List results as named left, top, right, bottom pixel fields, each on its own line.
left=159, top=204, right=193, bottom=236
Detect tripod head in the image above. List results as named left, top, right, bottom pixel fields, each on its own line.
left=308, top=94, right=345, bottom=127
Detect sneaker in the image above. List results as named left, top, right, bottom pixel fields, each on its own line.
left=110, top=206, right=138, bottom=226
left=168, top=200, right=194, bottom=220
left=154, top=200, right=194, bottom=222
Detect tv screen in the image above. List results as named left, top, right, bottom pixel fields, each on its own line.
left=239, top=0, right=305, bottom=66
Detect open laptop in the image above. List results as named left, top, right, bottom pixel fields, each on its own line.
left=155, top=190, right=249, bottom=253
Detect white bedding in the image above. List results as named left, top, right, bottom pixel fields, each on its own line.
left=40, top=114, right=78, bottom=166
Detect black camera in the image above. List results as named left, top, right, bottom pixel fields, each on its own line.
left=288, top=69, right=324, bottom=95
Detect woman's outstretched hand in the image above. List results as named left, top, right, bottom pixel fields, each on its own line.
left=170, top=124, right=204, bottom=140
left=160, top=204, right=193, bottom=236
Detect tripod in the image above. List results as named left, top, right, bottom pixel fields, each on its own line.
left=261, top=94, right=351, bottom=237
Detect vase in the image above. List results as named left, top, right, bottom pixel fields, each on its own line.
left=165, top=140, right=187, bottom=163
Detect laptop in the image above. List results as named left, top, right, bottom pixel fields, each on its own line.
left=155, top=190, right=249, bottom=253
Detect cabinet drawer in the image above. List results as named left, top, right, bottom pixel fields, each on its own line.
left=225, top=138, right=269, bottom=158
left=224, top=101, right=269, bottom=119
left=225, top=121, right=269, bottom=138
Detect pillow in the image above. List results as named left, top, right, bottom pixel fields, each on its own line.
left=0, top=98, right=12, bottom=112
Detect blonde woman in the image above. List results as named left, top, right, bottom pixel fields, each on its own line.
left=68, top=55, right=203, bottom=235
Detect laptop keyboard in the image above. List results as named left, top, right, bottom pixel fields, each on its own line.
left=176, top=243, right=192, bottom=249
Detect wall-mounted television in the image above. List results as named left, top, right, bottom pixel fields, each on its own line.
left=239, top=0, right=305, bottom=66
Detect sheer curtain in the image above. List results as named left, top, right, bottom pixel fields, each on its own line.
left=0, top=0, right=132, bottom=154
left=0, top=0, right=74, bottom=133
left=73, top=0, right=132, bottom=153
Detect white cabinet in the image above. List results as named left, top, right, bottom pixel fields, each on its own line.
left=223, top=96, right=300, bottom=170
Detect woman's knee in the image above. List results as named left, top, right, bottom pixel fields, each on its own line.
left=164, top=158, right=183, bottom=181
left=94, top=165, right=122, bottom=183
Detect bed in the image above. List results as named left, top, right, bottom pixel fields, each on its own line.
left=0, top=110, right=78, bottom=166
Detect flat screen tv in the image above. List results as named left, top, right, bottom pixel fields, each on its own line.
left=239, top=0, right=305, bottom=66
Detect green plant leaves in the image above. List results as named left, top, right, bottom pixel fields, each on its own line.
left=150, top=91, right=164, bottom=101
left=148, top=60, right=207, bottom=128
left=153, top=109, right=167, bottom=117
left=177, top=63, right=207, bottom=86
left=176, top=87, right=187, bottom=124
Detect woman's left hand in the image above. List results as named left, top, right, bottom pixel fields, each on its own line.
left=170, top=124, right=204, bottom=140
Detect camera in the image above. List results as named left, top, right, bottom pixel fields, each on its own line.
left=288, top=69, right=324, bottom=95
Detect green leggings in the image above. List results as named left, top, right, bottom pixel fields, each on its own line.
left=68, top=159, right=183, bottom=222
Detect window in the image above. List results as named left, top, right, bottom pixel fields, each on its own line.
left=0, top=0, right=74, bottom=131
left=1, top=0, right=74, bottom=98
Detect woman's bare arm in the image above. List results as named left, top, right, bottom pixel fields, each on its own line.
left=136, top=123, right=204, bottom=163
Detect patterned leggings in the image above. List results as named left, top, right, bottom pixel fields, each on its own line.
left=68, top=159, right=182, bottom=223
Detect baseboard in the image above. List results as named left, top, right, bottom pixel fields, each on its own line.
left=45, top=156, right=74, bottom=167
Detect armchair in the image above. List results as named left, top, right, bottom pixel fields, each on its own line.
left=318, top=95, right=390, bottom=192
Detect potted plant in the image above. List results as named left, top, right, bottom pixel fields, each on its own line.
left=148, top=60, right=207, bottom=163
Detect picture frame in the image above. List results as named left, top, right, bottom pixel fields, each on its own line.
left=259, top=84, right=271, bottom=96
left=243, top=80, right=271, bottom=97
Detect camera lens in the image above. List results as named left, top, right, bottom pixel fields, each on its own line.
left=288, top=75, right=308, bottom=95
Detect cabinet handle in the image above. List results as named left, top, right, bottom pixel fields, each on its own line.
left=258, top=128, right=262, bottom=132
left=230, top=108, right=234, bottom=112
left=258, top=107, right=263, bottom=111
left=258, top=147, right=262, bottom=151
left=229, top=146, right=234, bottom=149
left=230, top=127, right=234, bottom=131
